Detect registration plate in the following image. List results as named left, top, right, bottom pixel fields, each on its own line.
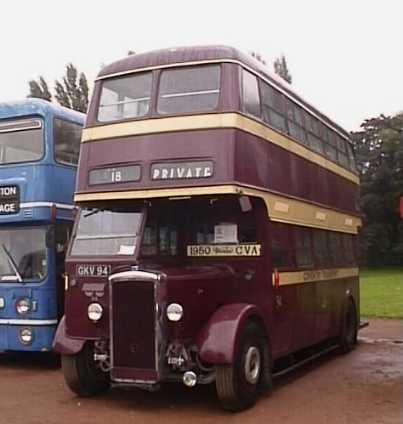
left=76, top=264, right=111, bottom=277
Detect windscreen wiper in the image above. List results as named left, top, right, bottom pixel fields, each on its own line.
left=1, top=244, right=22, bottom=282
left=83, top=208, right=102, bottom=218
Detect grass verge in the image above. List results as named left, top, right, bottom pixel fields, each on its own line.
left=360, top=268, right=403, bottom=319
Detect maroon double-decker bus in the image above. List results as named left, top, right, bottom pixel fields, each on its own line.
left=54, top=46, right=361, bottom=411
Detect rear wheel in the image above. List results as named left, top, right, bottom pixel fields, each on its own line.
left=61, top=342, right=110, bottom=397
left=215, top=322, right=272, bottom=412
left=339, top=300, right=358, bottom=353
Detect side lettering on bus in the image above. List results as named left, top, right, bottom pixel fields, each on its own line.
left=187, top=244, right=261, bottom=257
left=0, top=185, right=20, bottom=215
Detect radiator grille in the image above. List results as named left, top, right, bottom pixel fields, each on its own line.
left=111, top=280, right=157, bottom=381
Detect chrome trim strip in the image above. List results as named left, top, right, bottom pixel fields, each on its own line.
left=109, top=270, right=159, bottom=283
left=20, top=202, right=75, bottom=210
left=0, top=319, right=57, bottom=326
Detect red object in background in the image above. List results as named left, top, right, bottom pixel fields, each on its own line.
left=273, top=268, right=280, bottom=288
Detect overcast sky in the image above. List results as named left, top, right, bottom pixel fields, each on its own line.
left=1, top=0, right=401, bottom=130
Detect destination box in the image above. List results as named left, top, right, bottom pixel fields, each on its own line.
left=0, top=185, right=20, bottom=215
left=151, top=161, right=213, bottom=180
left=187, top=244, right=261, bottom=257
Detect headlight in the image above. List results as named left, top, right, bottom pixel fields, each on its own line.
left=88, top=302, right=103, bottom=322
left=166, top=303, right=183, bottom=322
left=19, top=328, right=33, bottom=345
left=0, top=297, right=5, bottom=309
left=16, top=298, right=30, bottom=315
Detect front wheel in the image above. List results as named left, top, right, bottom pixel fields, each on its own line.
left=61, top=342, right=110, bottom=397
left=215, top=322, right=272, bottom=412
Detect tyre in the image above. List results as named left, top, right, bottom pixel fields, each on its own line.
left=215, top=322, right=272, bottom=412
left=339, top=299, right=358, bottom=353
left=61, top=342, right=110, bottom=397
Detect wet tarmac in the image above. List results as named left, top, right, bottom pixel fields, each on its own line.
left=0, top=319, right=401, bottom=424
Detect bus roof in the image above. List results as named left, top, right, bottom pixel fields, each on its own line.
left=0, top=98, right=85, bottom=123
left=98, top=45, right=350, bottom=139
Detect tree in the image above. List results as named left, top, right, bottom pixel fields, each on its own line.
left=351, top=112, right=403, bottom=266
left=273, top=55, right=292, bottom=84
left=28, top=77, right=52, bottom=101
left=28, top=64, right=89, bottom=113
left=54, top=64, right=89, bottom=113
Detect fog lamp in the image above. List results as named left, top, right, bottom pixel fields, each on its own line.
left=183, top=371, right=197, bottom=387
left=19, top=328, right=33, bottom=345
left=16, top=298, right=30, bottom=315
left=88, top=302, right=103, bottom=322
left=166, top=303, right=183, bottom=322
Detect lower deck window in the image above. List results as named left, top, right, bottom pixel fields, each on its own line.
left=271, top=223, right=357, bottom=270
left=0, top=227, right=47, bottom=282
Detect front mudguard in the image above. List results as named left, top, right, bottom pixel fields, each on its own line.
left=195, top=303, right=264, bottom=365
left=53, top=316, right=85, bottom=355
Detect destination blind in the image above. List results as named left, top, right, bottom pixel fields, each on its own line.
left=0, top=185, right=20, bottom=215
left=0, top=185, right=19, bottom=215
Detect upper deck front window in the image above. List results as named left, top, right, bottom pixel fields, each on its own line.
left=0, top=118, right=44, bottom=164
left=157, top=65, right=220, bottom=114
left=97, top=72, right=152, bottom=122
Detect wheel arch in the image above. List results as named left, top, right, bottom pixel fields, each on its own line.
left=53, top=315, right=86, bottom=355
left=195, top=303, right=268, bottom=365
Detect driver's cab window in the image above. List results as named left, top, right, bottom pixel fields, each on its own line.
left=140, top=222, right=178, bottom=257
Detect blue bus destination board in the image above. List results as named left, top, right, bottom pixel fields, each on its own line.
left=0, top=185, right=20, bottom=214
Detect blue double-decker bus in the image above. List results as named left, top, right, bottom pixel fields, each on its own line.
left=0, top=99, right=84, bottom=352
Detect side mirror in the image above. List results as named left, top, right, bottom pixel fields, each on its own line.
left=239, top=196, right=252, bottom=212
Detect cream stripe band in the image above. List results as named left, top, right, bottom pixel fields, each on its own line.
left=273, top=268, right=359, bottom=286
left=74, top=184, right=362, bottom=234
left=81, top=113, right=359, bottom=184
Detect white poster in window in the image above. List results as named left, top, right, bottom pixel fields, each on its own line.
left=214, top=223, right=238, bottom=244
left=118, top=245, right=135, bottom=255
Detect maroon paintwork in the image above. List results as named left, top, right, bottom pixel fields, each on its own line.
left=76, top=128, right=358, bottom=214
left=195, top=303, right=263, bottom=364
left=56, top=46, right=360, bottom=391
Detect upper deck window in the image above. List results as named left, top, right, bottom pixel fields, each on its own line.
left=242, top=70, right=261, bottom=118
left=260, top=81, right=287, bottom=133
left=286, top=99, right=307, bottom=145
left=0, top=118, right=43, bottom=164
left=98, top=72, right=152, bottom=122
left=54, top=119, right=82, bottom=166
left=157, top=65, right=220, bottom=114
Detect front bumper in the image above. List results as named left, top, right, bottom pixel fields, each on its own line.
left=0, top=321, right=57, bottom=352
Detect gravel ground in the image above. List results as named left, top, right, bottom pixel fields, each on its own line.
left=0, top=318, right=401, bottom=424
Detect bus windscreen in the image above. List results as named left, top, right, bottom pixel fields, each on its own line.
left=71, top=208, right=144, bottom=256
